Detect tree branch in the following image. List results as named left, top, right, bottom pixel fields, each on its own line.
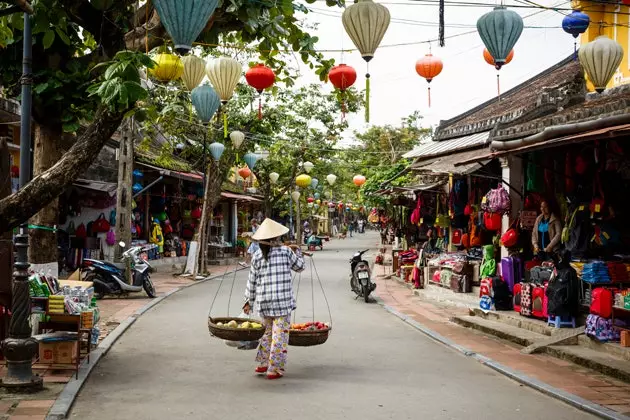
left=0, top=106, right=124, bottom=232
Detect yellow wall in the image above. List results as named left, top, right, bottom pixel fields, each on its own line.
left=575, top=1, right=630, bottom=91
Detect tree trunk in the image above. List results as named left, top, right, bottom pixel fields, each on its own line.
left=114, top=120, right=134, bottom=265
left=194, top=159, right=224, bottom=278
left=28, top=123, right=62, bottom=275
left=0, top=138, right=12, bottom=308
left=0, top=106, right=124, bottom=233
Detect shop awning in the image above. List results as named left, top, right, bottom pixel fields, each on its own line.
left=73, top=179, right=117, bottom=195
left=411, top=148, right=490, bottom=175
left=403, top=131, right=490, bottom=160
left=456, top=123, right=630, bottom=166
left=221, top=192, right=262, bottom=203
left=375, top=181, right=445, bottom=196
left=136, top=162, right=203, bottom=183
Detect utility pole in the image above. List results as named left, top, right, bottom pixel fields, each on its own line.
left=1, top=9, right=44, bottom=391
left=114, top=119, right=134, bottom=267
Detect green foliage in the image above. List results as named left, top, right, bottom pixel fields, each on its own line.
left=87, top=51, right=154, bottom=112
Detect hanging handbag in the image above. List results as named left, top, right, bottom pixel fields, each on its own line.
left=191, top=207, right=202, bottom=219
left=93, top=213, right=110, bottom=233
left=410, top=196, right=422, bottom=225
left=106, top=229, right=116, bottom=246
left=66, top=221, right=76, bottom=236
left=500, top=218, right=519, bottom=248
left=482, top=186, right=511, bottom=214
left=435, top=198, right=450, bottom=228
left=484, top=212, right=502, bottom=231
left=75, top=223, right=87, bottom=238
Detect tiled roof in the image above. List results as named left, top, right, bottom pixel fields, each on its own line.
left=403, top=131, right=489, bottom=160
left=434, top=55, right=582, bottom=141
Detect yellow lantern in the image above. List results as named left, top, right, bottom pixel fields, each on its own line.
left=181, top=56, right=206, bottom=91
left=150, top=53, right=184, bottom=82
left=206, top=57, right=242, bottom=103
left=296, top=174, right=312, bottom=188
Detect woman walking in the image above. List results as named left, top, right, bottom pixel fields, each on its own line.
left=243, top=218, right=305, bottom=379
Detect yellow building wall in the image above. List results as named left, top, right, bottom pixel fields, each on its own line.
left=574, top=1, right=630, bottom=91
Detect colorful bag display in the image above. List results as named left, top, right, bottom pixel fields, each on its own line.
left=513, top=283, right=522, bottom=313
left=482, top=186, right=511, bottom=214
left=500, top=218, right=519, bottom=248
left=106, top=229, right=116, bottom=246
left=75, top=223, right=87, bottom=238
left=520, top=282, right=533, bottom=317
left=484, top=212, right=502, bottom=231
left=585, top=314, right=619, bottom=342
left=452, top=229, right=463, bottom=246
left=590, top=288, right=613, bottom=319
left=93, top=213, right=110, bottom=233
left=191, top=207, right=202, bottom=219
left=410, top=196, right=422, bottom=225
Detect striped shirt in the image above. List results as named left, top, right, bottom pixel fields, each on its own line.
left=245, top=246, right=305, bottom=317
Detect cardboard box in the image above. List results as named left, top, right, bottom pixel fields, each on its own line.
left=38, top=341, right=78, bottom=364
left=621, top=331, right=630, bottom=348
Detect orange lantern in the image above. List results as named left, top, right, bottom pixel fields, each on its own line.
left=415, top=54, right=443, bottom=107
left=353, top=175, right=366, bottom=187
left=238, top=167, right=252, bottom=179
left=483, top=48, right=514, bottom=96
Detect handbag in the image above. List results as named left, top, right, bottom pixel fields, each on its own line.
left=106, top=229, right=116, bottom=246
left=500, top=218, right=519, bottom=248
left=484, top=212, right=502, bottom=231
left=434, top=198, right=450, bottom=228
left=66, top=221, right=76, bottom=236
left=452, top=229, right=463, bottom=246
left=482, top=186, right=511, bottom=214
left=75, top=223, right=87, bottom=238
left=191, top=207, right=202, bottom=219
left=93, top=213, right=110, bottom=233
left=410, top=196, right=422, bottom=225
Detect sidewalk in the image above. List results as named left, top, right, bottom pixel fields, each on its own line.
left=373, top=262, right=630, bottom=418
left=0, top=263, right=241, bottom=420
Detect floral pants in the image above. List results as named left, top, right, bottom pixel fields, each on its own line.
left=256, top=316, right=290, bottom=374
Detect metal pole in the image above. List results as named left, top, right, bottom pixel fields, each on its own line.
left=1, top=12, right=43, bottom=391
left=202, top=128, right=207, bottom=192
left=289, top=194, right=293, bottom=241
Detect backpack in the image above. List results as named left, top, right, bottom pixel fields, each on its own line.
left=590, top=288, right=613, bottom=319
left=585, top=314, right=619, bottom=342
left=75, top=223, right=87, bottom=238
left=482, top=187, right=511, bottom=214
left=106, top=229, right=116, bottom=246
left=109, top=209, right=116, bottom=227
left=546, top=261, right=579, bottom=317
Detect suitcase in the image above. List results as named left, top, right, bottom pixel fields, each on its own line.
left=513, top=256, right=523, bottom=284
left=590, top=288, right=613, bottom=319
left=520, top=282, right=533, bottom=317
left=501, top=257, right=515, bottom=292
left=513, top=283, right=522, bottom=313
left=450, top=274, right=470, bottom=293
left=542, top=284, right=549, bottom=319
left=532, top=284, right=545, bottom=319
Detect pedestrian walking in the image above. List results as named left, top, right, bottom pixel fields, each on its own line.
left=243, top=218, right=305, bottom=379
left=348, top=221, right=354, bottom=237
left=245, top=219, right=260, bottom=265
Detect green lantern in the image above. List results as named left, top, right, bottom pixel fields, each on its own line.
left=153, top=0, right=219, bottom=55
left=477, top=6, right=523, bottom=69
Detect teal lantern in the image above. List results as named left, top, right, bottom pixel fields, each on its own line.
left=191, top=84, right=220, bottom=123
left=477, top=6, right=523, bottom=69
left=209, top=142, right=225, bottom=162
left=314, top=192, right=321, bottom=199
left=243, top=152, right=258, bottom=170
left=152, top=0, right=219, bottom=55
left=311, top=178, right=319, bottom=189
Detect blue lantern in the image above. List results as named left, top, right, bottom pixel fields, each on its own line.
left=132, top=183, right=143, bottom=194
left=562, top=10, right=589, bottom=58
left=209, top=142, right=225, bottom=162
left=243, top=152, right=258, bottom=170
left=311, top=178, right=319, bottom=189
left=314, top=192, right=321, bottom=199
left=132, top=169, right=144, bottom=179
left=152, top=0, right=219, bottom=55
left=191, top=84, right=220, bottom=123
left=477, top=6, right=523, bottom=69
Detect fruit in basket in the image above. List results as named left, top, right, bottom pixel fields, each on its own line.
left=227, top=320, right=238, bottom=328
left=291, top=321, right=329, bottom=331
left=251, top=322, right=263, bottom=329
left=217, top=322, right=224, bottom=326
left=239, top=321, right=251, bottom=329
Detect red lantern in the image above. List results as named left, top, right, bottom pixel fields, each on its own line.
left=329, top=64, right=357, bottom=119
left=483, top=49, right=514, bottom=96
left=238, top=166, right=252, bottom=179
left=245, top=64, right=275, bottom=120
left=415, top=54, right=443, bottom=107
left=307, top=197, right=314, bottom=203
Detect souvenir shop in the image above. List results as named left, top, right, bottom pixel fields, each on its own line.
left=471, top=137, right=630, bottom=345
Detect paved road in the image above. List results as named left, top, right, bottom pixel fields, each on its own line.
left=71, top=232, right=594, bottom=419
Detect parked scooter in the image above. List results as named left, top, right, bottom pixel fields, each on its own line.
left=81, top=242, right=156, bottom=299
left=350, top=249, right=375, bottom=302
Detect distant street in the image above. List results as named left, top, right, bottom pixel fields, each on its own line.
left=70, top=231, right=594, bottom=419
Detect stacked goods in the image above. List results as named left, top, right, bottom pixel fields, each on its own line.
left=216, top=320, right=263, bottom=329
left=208, top=317, right=266, bottom=341
left=48, top=295, right=65, bottom=314
left=582, top=261, right=610, bottom=284
left=290, top=321, right=329, bottom=331
left=607, top=262, right=629, bottom=282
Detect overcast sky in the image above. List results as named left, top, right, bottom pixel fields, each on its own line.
left=293, top=0, right=575, bottom=146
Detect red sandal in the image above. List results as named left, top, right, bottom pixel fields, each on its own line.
left=266, top=372, right=283, bottom=380
left=255, top=366, right=268, bottom=374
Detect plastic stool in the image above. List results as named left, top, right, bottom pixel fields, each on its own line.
left=547, top=315, right=576, bottom=328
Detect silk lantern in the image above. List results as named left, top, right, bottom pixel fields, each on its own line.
left=209, top=142, right=225, bottom=162
left=579, top=35, right=624, bottom=93
left=353, top=175, right=366, bottom=186
left=307, top=197, right=314, bottom=203
left=303, top=161, right=314, bottom=173
left=314, top=192, right=321, bottom=199
left=245, top=64, right=275, bottom=119
left=291, top=191, right=301, bottom=201
left=152, top=0, right=219, bottom=55
left=342, top=0, right=391, bottom=122
left=483, top=49, right=514, bottom=96
left=329, top=64, right=357, bottom=119
left=326, top=174, right=337, bottom=186
left=191, top=84, right=220, bottom=123
left=238, top=167, right=252, bottom=179
left=311, top=178, right=319, bottom=189
left=230, top=130, right=245, bottom=163
left=415, top=54, right=443, bottom=107
left=269, top=172, right=280, bottom=184
left=181, top=56, right=206, bottom=91
left=562, top=10, right=589, bottom=58
left=477, top=6, right=523, bottom=69
left=150, top=53, right=184, bottom=82
left=243, top=153, right=258, bottom=170
left=296, top=174, right=312, bottom=188
left=206, top=57, right=242, bottom=137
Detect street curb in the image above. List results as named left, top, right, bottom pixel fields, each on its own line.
left=46, top=266, right=247, bottom=420
left=373, top=296, right=630, bottom=420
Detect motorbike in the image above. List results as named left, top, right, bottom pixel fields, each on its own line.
left=303, top=227, right=324, bottom=251
left=81, top=242, right=156, bottom=299
left=350, top=249, right=375, bottom=302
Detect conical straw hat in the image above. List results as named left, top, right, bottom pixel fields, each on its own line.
left=252, top=218, right=289, bottom=241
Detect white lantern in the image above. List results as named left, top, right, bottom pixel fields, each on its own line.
left=303, top=161, right=314, bottom=173
left=579, top=35, right=624, bottom=93
left=326, top=174, right=337, bottom=186
left=230, top=131, right=245, bottom=149
left=269, top=172, right=280, bottom=184
left=206, top=57, right=242, bottom=103
left=291, top=191, right=301, bottom=201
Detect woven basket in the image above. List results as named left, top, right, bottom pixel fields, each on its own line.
left=208, top=317, right=265, bottom=342
left=288, top=328, right=330, bottom=347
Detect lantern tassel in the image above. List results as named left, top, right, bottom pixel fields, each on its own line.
left=341, top=91, right=346, bottom=122
left=365, top=73, right=371, bottom=123
left=258, top=95, right=262, bottom=120
left=497, top=73, right=501, bottom=98
left=439, top=0, right=445, bottom=47
left=427, top=86, right=431, bottom=108
left=223, top=113, right=228, bottom=138
left=573, top=40, right=577, bottom=61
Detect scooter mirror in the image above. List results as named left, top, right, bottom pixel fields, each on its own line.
left=119, top=241, right=126, bottom=248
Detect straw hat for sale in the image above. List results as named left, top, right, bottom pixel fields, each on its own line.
left=252, top=218, right=289, bottom=241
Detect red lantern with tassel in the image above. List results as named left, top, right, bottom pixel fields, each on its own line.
left=238, top=166, right=252, bottom=179
left=329, top=64, right=357, bottom=120
left=483, top=48, right=514, bottom=97
left=245, top=64, right=275, bottom=120
left=415, top=54, right=443, bottom=107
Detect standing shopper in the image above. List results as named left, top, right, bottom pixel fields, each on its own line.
left=243, top=218, right=305, bottom=380
left=245, top=219, right=260, bottom=264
